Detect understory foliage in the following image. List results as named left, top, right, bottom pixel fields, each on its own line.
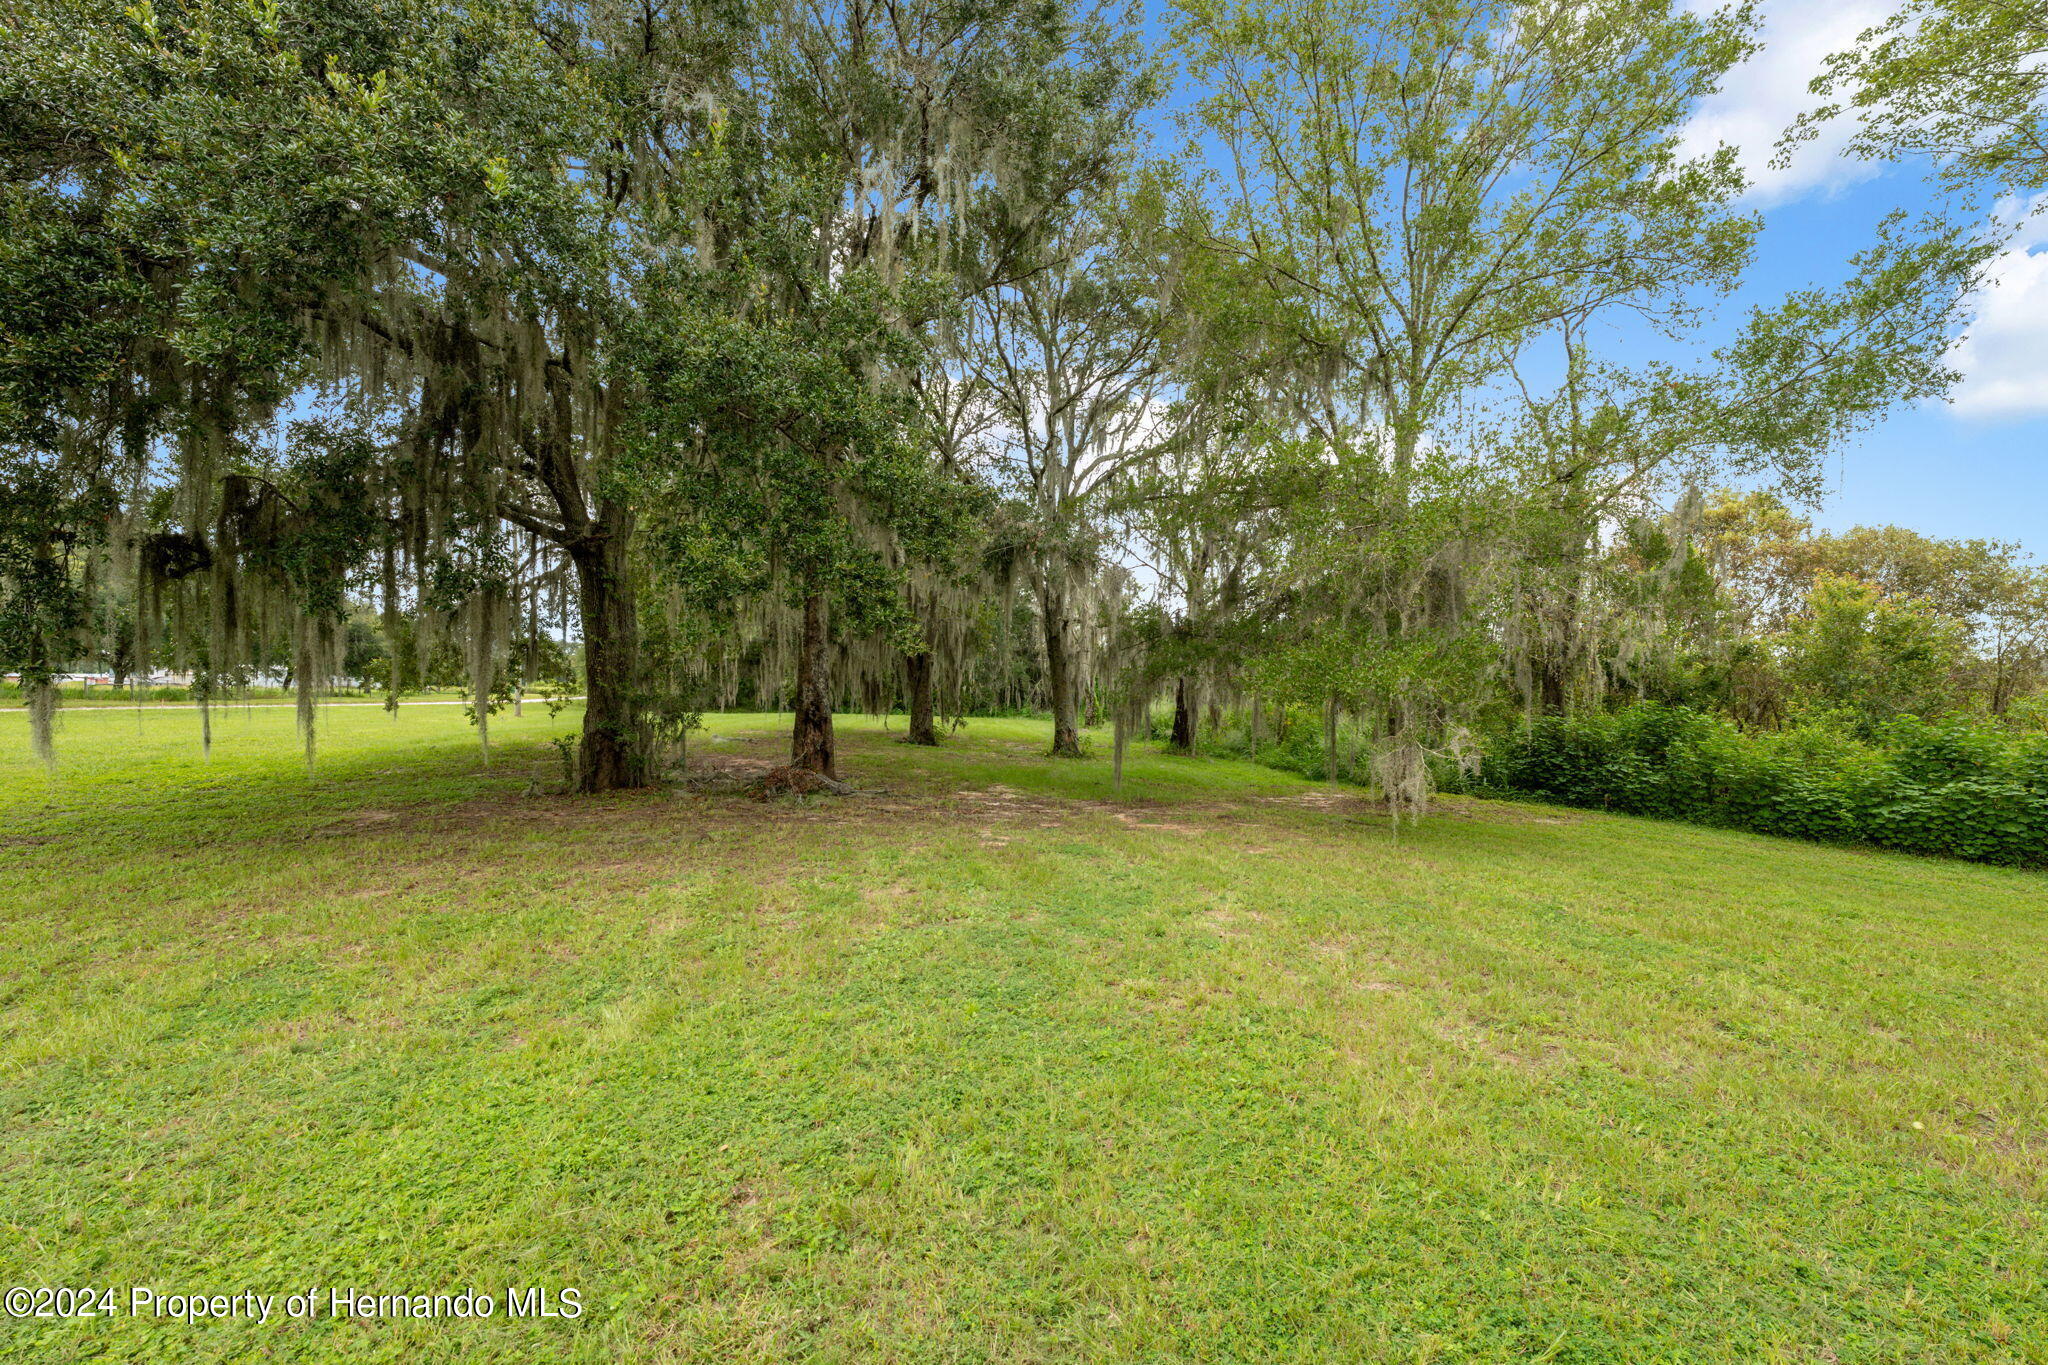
left=1459, top=703, right=2048, bottom=867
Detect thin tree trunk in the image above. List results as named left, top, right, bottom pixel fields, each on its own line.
left=1323, top=695, right=1340, bottom=783
left=904, top=650, right=938, bottom=746
left=792, top=590, right=836, bottom=777
left=1170, top=676, right=1196, bottom=753
left=569, top=506, right=647, bottom=793
left=1989, top=644, right=2014, bottom=716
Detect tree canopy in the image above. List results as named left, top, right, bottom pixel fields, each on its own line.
left=3, top=0, right=2037, bottom=819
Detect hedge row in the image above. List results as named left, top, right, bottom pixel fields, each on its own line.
left=1455, top=705, right=2048, bottom=868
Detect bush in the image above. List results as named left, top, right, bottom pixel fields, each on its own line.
left=1464, top=704, right=2047, bottom=868
left=1200, top=707, right=1369, bottom=783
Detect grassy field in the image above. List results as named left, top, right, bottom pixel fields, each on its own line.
left=2, top=702, right=2044, bottom=1363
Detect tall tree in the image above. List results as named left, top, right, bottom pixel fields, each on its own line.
left=973, top=209, right=1166, bottom=756
left=1164, top=0, right=1759, bottom=815
left=622, top=0, right=1155, bottom=777
left=0, top=0, right=760, bottom=786
left=1172, top=0, right=1759, bottom=480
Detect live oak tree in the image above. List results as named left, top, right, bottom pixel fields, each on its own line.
left=760, top=0, right=1153, bottom=777
left=621, top=0, right=1155, bottom=778
left=619, top=245, right=975, bottom=781
left=897, top=354, right=1003, bottom=745
left=1111, top=400, right=1288, bottom=755
left=1, top=0, right=1146, bottom=786
left=0, top=0, right=741, bottom=786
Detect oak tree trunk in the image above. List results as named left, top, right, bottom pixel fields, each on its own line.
left=1538, top=659, right=1568, bottom=715
left=904, top=650, right=938, bottom=746
left=1042, top=582, right=1081, bottom=756
left=1170, top=676, right=1196, bottom=753
left=569, top=507, right=649, bottom=793
left=1539, top=584, right=1580, bottom=715
left=792, top=590, right=837, bottom=778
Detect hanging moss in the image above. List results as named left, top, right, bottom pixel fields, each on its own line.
left=26, top=679, right=57, bottom=768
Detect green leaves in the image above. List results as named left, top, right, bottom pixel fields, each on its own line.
left=1175, top=0, right=1758, bottom=426
left=1475, top=702, right=2048, bottom=867
left=1799, top=0, right=2048, bottom=199
left=617, top=235, right=967, bottom=638
left=1780, top=573, right=1972, bottom=734
left=224, top=418, right=383, bottom=624
left=1705, top=211, right=1995, bottom=488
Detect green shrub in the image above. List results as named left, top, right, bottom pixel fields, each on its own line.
left=1200, top=708, right=1369, bottom=783
left=2005, top=737, right=2048, bottom=794
left=1467, top=704, right=2047, bottom=868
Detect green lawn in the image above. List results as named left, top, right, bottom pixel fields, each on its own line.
left=2, top=703, right=2044, bottom=1363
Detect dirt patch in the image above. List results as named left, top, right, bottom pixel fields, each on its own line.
left=752, top=766, right=857, bottom=798
left=1425, top=795, right=1585, bottom=826
left=1433, top=1018, right=1571, bottom=1073
left=956, top=785, right=1074, bottom=825
left=1111, top=811, right=1208, bottom=836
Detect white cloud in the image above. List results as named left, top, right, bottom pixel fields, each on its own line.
left=1951, top=201, right=2048, bottom=419
left=1677, top=0, right=1898, bottom=205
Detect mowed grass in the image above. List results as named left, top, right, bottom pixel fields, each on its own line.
left=1, top=702, right=2044, bottom=1364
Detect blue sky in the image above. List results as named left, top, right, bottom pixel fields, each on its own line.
left=1135, top=0, right=2047, bottom=552
left=1750, top=179, right=2048, bottom=550
left=1678, top=0, right=2048, bottom=551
